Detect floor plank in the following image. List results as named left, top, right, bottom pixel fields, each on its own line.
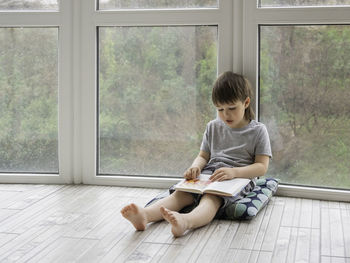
left=271, top=226, right=291, bottom=263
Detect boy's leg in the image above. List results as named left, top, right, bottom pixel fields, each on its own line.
left=121, top=190, right=195, bottom=231
left=160, top=194, right=223, bottom=237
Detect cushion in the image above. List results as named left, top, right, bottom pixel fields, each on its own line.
left=223, top=177, right=279, bottom=220
left=145, top=177, right=279, bottom=220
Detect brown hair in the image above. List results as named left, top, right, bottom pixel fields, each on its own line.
left=212, top=71, right=255, bottom=121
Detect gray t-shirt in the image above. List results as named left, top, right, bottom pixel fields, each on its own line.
left=200, top=119, right=272, bottom=171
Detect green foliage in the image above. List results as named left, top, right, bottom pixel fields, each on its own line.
left=2, top=19, right=349, bottom=190
left=98, top=26, right=217, bottom=176
left=0, top=28, right=58, bottom=172
left=99, top=0, right=217, bottom=9
left=260, top=25, right=350, bottom=189
left=260, top=0, right=350, bottom=7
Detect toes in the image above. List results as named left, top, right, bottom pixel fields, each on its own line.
left=170, top=216, right=178, bottom=225
left=121, top=204, right=137, bottom=215
left=160, top=207, right=171, bottom=222
left=160, top=208, right=178, bottom=225
left=121, top=207, right=127, bottom=215
left=160, top=207, right=169, bottom=218
left=127, top=204, right=135, bottom=213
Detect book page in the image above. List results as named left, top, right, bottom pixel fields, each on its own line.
left=174, top=174, right=212, bottom=194
left=204, top=178, right=250, bottom=196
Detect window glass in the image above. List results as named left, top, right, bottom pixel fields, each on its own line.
left=0, top=0, right=58, bottom=10
left=0, top=27, right=59, bottom=173
left=259, top=0, right=350, bottom=7
left=98, top=0, right=218, bottom=10
left=259, top=25, right=350, bottom=189
left=98, top=26, right=217, bottom=177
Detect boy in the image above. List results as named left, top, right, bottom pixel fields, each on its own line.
left=121, top=72, right=272, bottom=237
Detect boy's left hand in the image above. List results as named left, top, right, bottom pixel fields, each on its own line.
left=210, top=167, right=238, bottom=182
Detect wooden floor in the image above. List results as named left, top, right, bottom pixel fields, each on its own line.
left=0, top=184, right=349, bottom=263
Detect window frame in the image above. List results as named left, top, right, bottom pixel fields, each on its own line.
left=0, top=0, right=74, bottom=184
left=80, top=0, right=235, bottom=187
left=0, top=0, right=349, bottom=201
left=243, top=1, right=350, bottom=201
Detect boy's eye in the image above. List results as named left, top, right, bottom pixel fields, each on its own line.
left=229, top=107, right=236, bottom=111
left=218, top=109, right=224, bottom=112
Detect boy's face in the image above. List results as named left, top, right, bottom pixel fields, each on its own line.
left=215, top=98, right=250, bottom=129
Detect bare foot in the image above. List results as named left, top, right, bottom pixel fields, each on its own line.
left=160, top=206, right=189, bottom=237
left=121, top=203, right=148, bottom=231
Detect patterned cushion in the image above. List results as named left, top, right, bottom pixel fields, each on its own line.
left=145, top=177, right=279, bottom=220
left=223, top=178, right=279, bottom=220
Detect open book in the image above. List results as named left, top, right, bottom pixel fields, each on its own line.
left=174, top=174, right=251, bottom=197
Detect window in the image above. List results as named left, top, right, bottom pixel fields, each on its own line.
left=250, top=1, right=350, bottom=190
left=98, top=0, right=218, bottom=10
left=0, top=0, right=73, bottom=182
left=0, top=0, right=58, bottom=10
left=259, top=25, right=350, bottom=189
left=259, top=0, right=350, bottom=7
left=0, top=27, right=58, bottom=173
left=1, top=0, right=349, bottom=199
left=77, top=0, right=233, bottom=183
left=98, top=26, right=217, bottom=177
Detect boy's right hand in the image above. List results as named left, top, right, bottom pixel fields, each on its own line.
left=184, top=167, right=200, bottom=180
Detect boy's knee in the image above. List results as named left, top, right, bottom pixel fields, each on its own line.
left=173, top=190, right=192, bottom=199
left=202, top=194, right=223, bottom=206
left=173, top=190, right=195, bottom=203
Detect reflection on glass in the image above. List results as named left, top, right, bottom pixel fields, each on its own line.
left=259, top=25, right=350, bottom=189
left=0, top=28, right=59, bottom=173
left=98, top=26, right=217, bottom=177
left=259, top=0, right=350, bottom=7
left=0, top=0, right=58, bottom=10
left=98, top=0, right=218, bottom=10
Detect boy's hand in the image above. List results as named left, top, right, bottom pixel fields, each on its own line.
left=210, top=167, right=238, bottom=182
left=184, top=167, right=200, bottom=180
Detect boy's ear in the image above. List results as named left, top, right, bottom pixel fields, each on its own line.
left=244, top=97, right=250, bottom=108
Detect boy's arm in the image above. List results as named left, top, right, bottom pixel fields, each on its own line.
left=209, top=155, right=269, bottom=182
left=191, top=150, right=210, bottom=170
left=183, top=150, right=210, bottom=180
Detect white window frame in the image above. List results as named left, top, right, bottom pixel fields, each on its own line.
left=0, top=0, right=74, bottom=184
left=80, top=0, right=235, bottom=188
left=243, top=0, right=350, bottom=201
left=0, top=0, right=349, bottom=202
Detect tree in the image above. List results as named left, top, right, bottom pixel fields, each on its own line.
left=260, top=25, right=350, bottom=188
left=98, top=26, right=217, bottom=176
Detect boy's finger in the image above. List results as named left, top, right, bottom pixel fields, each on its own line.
left=191, top=169, right=197, bottom=179
left=212, top=169, right=220, bottom=176
left=210, top=172, right=218, bottom=179
left=213, top=174, right=223, bottom=182
left=195, top=169, right=199, bottom=177
left=210, top=171, right=222, bottom=181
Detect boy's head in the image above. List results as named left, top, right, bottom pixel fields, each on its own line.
left=212, top=71, right=255, bottom=121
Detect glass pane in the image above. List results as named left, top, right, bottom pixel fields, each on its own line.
left=0, top=28, right=58, bottom=173
left=0, top=0, right=58, bottom=10
left=98, top=0, right=218, bottom=10
left=259, top=25, right=350, bottom=190
left=98, top=26, right=217, bottom=177
left=259, top=0, right=350, bottom=7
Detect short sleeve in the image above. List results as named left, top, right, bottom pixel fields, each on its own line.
left=200, top=124, right=210, bottom=153
left=255, top=125, right=272, bottom=158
